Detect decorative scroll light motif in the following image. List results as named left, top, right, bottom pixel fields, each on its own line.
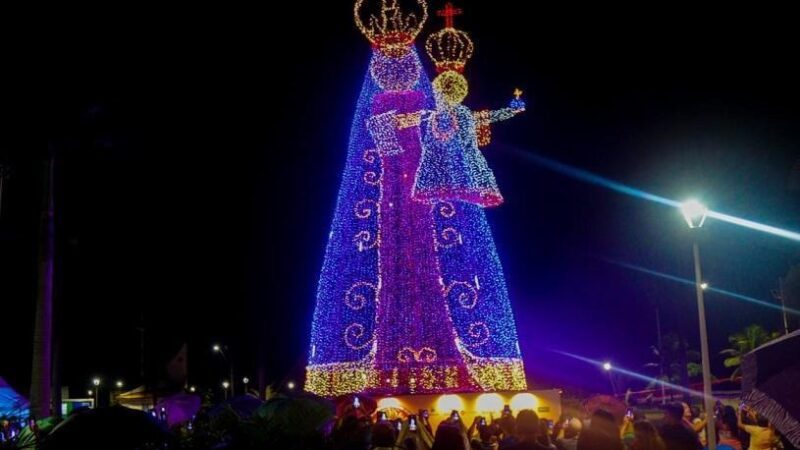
left=465, top=321, right=490, bottom=347
left=345, top=323, right=374, bottom=349
left=445, top=280, right=478, bottom=309
left=437, top=201, right=457, bottom=218
left=397, top=346, right=438, bottom=363
left=355, top=199, right=379, bottom=219
left=345, top=282, right=378, bottom=310
left=435, top=226, right=463, bottom=249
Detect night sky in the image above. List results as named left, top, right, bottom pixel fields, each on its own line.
left=5, top=2, right=799, bottom=398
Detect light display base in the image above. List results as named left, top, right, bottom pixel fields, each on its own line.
left=373, top=389, right=562, bottom=430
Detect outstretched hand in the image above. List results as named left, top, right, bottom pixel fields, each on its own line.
left=510, top=88, right=526, bottom=112
left=509, top=97, right=526, bottom=112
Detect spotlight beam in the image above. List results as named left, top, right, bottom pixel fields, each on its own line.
left=555, top=350, right=716, bottom=402
left=502, top=145, right=800, bottom=242
left=600, top=257, right=800, bottom=316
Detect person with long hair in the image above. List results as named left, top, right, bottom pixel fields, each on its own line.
left=631, top=421, right=665, bottom=450
left=432, top=423, right=469, bottom=450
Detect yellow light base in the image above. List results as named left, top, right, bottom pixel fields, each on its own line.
left=373, top=389, right=563, bottom=430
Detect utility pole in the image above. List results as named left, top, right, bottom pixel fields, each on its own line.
left=30, top=155, right=55, bottom=418
left=772, top=278, right=789, bottom=335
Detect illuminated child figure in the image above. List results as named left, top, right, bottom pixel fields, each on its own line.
left=413, top=8, right=526, bottom=208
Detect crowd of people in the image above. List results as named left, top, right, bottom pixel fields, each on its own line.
left=331, top=401, right=794, bottom=450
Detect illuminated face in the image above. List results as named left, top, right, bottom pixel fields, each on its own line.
left=369, top=49, right=421, bottom=92
left=432, top=71, right=468, bottom=106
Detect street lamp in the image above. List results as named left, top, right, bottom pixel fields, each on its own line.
left=222, top=381, right=230, bottom=400
left=212, top=344, right=235, bottom=397
left=92, top=378, right=101, bottom=408
left=681, top=199, right=708, bottom=228
left=242, top=377, right=250, bottom=394
left=189, top=386, right=196, bottom=393
left=601, top=362, right=618, bottom=396
left=115, top=380, right=124, bottom=389
left=287, top=381, right=296, bottom=390
left=679, top=199, right=717, bottom=450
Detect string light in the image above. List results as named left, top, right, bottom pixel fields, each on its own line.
left=412, top=104, right=507, bottom=207
left=432, top=71, right=468, bottom=106
left=355, top=0, right=428, bottom=57
left=306, top=1, right=527, bottom=397
left=426, top=3, right=473, bottom=73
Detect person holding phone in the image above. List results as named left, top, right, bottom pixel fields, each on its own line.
left=467, top=416, right=498, bottom=450
left=737, top=406, right=776, bottom=450
left=555, top=417, right=582, bottom=450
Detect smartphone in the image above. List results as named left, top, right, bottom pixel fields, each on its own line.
left=480, top=417, right=487, bottom=427
left=451, top=410, right=460, bottom=421
left=353, top=397, right=360, bottom=408
left=421, top=409, right=430, bottom=419
left=626, top=409, right=633, bottom=419
left=502, top=405, right=511, bottom=417
left=409, top=416, right=417, bottom=431
left=378, top=411, right=388, bottom=421
left=396, top=421, right=403, bottom=431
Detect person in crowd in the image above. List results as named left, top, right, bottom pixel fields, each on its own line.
left=537, top=419, right=556, bottom=449
left=681, top=403, right=695, bottom=428
left=630, top=420, right=665, bottom=450
left=554, top=417, right=581, bottom=450
left=576, top=409, right=623, bottom=450
left=692, top=407, right=709, bottom=447
left=371, top=420, right=399, bottom=450
left=501, top=409, right=552, bottom=450
left=332, top=414, right=372, bottom=450
left=718, top=406, right=743, bottom=450
left=660, top=403, right=702, bottom=450
left=473, top=425, right=499, bottom=450
left=705, top=426, right=736, bottom=450
left=621, top=412, right=636, bottom=448
left=497, top=414, right=518, bottom=448
left=432, top=422, right=469, bottom=450
left=737, top=407, right=776, bottom=450
left=467, top=417, right=498, bottom=450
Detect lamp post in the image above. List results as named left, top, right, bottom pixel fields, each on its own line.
left=242, top=377, right=250, bottom=395
left=212, top=344, right=235, bottom=397
left=222, top=381, right=230, bottom=400
left=602, top=362, right=618, bottom=396
left=680, top=199, right=717, bottom=450
left=92, top=378, right=101, bottom=408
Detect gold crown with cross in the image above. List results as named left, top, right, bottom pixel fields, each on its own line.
left=425, top=2, right=474, bottom=73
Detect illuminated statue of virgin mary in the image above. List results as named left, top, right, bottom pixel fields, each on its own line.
left=305, top=0, right=526, bottom=397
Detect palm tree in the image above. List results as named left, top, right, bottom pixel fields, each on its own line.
left=644, top=332, right=704, bottom=401
left=720, top=324, right=781, bottom=379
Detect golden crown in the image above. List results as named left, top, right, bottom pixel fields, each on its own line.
left=425, top=2, right=473, bottom=73
left=355, top=0, right=428, bottom=57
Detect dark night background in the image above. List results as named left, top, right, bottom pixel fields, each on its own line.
left=4, top=2, right=799, bottom=398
